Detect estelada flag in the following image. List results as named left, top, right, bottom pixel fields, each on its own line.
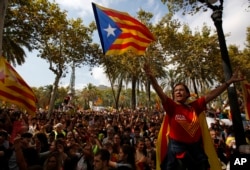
left=241, top=80, right=250, bottom=120
left=156, top=112, right=222, bottom=170
left=92, top=3, right=155, bottom=56
left=0, top=56, right=37, bottom=115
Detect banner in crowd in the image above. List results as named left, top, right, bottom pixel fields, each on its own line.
left=92, top=3, right=155, bottom=56
left=241, top=80, right=250, bottom=120
left=0, top=56, right=37, bottom=115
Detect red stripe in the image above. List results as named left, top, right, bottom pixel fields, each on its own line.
left=6, top=63, right=34, bottom=91
left=103, top=9, right=146, bottom=28
left=7, top=85, right=37, bottom=101
left=0, top=90, right=36, bottom=112
left=118, top=33, right=153, bottom=43
left=102, top=10, right=155, bottom=41
left=110, top=42, right=147, bottom=51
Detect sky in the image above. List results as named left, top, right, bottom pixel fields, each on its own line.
left=15, top=0, right=249, bottom=89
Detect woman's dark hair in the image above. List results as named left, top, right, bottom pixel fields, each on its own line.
left=172, top=83, right=190, bottom=99
left=35, top=132, right=50, bottom=152
left=43, top=151, right=63, bottom=170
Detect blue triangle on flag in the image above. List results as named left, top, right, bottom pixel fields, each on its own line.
left=92, top=3, right=122, bottom=54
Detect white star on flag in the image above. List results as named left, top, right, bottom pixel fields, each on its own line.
left=104, top=24, right=116, bottom=37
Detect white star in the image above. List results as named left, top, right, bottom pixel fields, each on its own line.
left=104, top=24, right=116, bottom=37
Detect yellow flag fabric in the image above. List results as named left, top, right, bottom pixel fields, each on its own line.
left=199, top=112, right=222, bottom=170
left=156, top=112, right=222, bottom=170
left=156, top=114, right=169, bottom=170
left=0, top=57, right=37, bottom=115
left=241, top=80, right=250, bottom=120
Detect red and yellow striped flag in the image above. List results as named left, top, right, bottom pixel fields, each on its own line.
left=92, top=3, right=155, bottom=56
left=241, top=80, right=250, bottom=120
left=0, top=57, right=37, bottom=115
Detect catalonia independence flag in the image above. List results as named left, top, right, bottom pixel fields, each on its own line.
left=241, top=80, right=250, bottom=120
left=156, top=112, right=222, bottom=170
left=92, top=3, right=155, bottom=56
left=0, top=56, right=37, bottom=115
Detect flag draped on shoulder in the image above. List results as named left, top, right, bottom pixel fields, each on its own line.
left=92, top=3, right=155, bottom=56
left=241, top=80, right=250, bottom=120
left=156, top=112, right=222, bottom=170
left=0, top=57, right=37, bottom=115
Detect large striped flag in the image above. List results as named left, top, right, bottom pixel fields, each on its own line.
left=241, top=80, right=250, bottom=120
left=0, top=57, right=37, bottom=115
left=92, top=3, right=155, bottom=56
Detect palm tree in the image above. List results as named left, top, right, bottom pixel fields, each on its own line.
left=1, top=0, right=44, bottom=65
left=81, top=83, right=99, bottom=109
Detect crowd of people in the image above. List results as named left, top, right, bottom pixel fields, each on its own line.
left=0, top=106, right=249, bottom=170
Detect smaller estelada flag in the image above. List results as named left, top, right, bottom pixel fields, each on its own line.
left=241, top=80, right=250, bottom=120
left=92, top=3, right=155, bottom=56
left=0, top=56, right=37, bottom=115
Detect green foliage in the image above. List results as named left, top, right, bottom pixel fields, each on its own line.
left=160, top=0, right=207, bottom=15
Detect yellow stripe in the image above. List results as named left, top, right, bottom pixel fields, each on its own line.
left=106, top=47, right=145, bottom=56
left=113, top=37, right=150, bottom=47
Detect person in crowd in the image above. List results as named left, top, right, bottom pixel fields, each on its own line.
left=65, top=131, right=76, bottom=147
left=34, top=132, right=50, bottom=153
left=48, top=132, right=56, bottom=146
left=43, top=151, right=63, bottom=170
left=53, top=123, right=66, bottom=140
left=102, top=127, right=114, bottom=145
left=144, top=136, right=156, bottom=170
left=28, top=117, right=38, bottom=135
left=135, top=138, right=149, bottom=170
left=63, top=143, right=80, bottom=170
left=143, top=63, right=244, bottom=170
left=0, top=130, right=10, bottom=170
left=112, top=133, right=122, bottom=155
left=210, top=128, right=228, bottom=166
left=120, top=127, right=132, bottom=146
left=9, top=132, right=41, bottom=170
left=109, top=144, right=136, bottom=170
left=93, top=149, right=110, bottom=170
left=102, top=142, right=118, bottom=162
left=130, top=126, right=141, bottom=147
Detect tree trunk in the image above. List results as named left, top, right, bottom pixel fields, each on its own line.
left=192, top=78, right=199, bottom=98
left=146, top=79, right=151, bottom=109
left=114, top=77, right=123, bottom=110
left=131, top=76, right=137, bottom=110
left=0, top=0, right=8, bottom=56
left=47, top=75, right=60, bottom=118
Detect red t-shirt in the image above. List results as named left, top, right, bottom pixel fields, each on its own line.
left=162, top=97, right=206, bottom=143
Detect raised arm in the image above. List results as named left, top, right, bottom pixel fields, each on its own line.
left=205, top=69, right=244, bottom=103
left=143, top=63, right=168, bottom=104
